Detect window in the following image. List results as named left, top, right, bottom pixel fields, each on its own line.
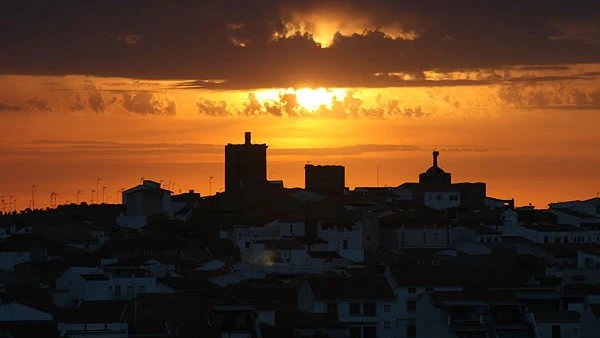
left=343, top=240, right=348, bottom=249
left=426, top=287, right=433, bottom=292
left=384, top=304, right=391, bottom=313
left=366, top=235, right=371, bottom=242
left=544, top=236, right=549, bottom=243
left=554, top=237, right=560, bottom=243
left=350, top=327, right=361, bottom=338
left=408, top=288, right=416, bottom=294
left=114, top=285, right=121, bottom=298
left=564, top=236, right=568, bottom=243
left=433, top=233, right=438, bottom=241
left=289, top=224, right=293, bottom=234
left=363, top=327, right=377, bottom=338
left=384, top=321, right=391, bottom=329
left=401, top=233, right=406, bottom=245
left=406, top=324, right=417, bottom=337
left=423, top=233, right=427, bottom=244
left=363, top=302, right=376, bottom=316
left=327, top=303, right=337, bottom=314
left=245, top=242, right=251, bottom=248
left=436, top=195, right=441, bottom=200
left=349, top=302, right=361, bottom=315
left=127, top=285, right=135, bottom=298
left=406, top=300, right=417, bottom=313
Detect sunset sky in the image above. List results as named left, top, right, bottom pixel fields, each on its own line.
left=1, top=0, right=600, bottom=210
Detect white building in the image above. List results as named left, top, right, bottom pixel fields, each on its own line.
left=57, top=301, right=129, bottom=338
left=54, top=264, right=160, bottom=306
left=0, top=239, right=32, bottom=272
left=116, top=180, right=174, bottom=230
left=0, top=302, right=53, bottom=322
left=297, top=274, right=398, bottom=338
left=580, top=303, right=600, bottom=338
left=379, top=212, right=451, bottom=249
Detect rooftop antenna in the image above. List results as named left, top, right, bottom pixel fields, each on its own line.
left=50, top=192, right=56, bottom=208
left=102, top=186, right=107, bottom=203
left=96, top=178, right=103, bottom=203
left=0, top=195, right=6, bottom=213
left=31, top=184, right=38, bottom=209
left=209, top=176, right=215, bottom=196
left=91, top=190, right=96, bottom=204
left=76, top=190, right=82, bottom=204
left=117, top=188, right=125, bottom=204
left=170, top=181, right=176, bottom=191
left=8, top=195, right=14, bottom=212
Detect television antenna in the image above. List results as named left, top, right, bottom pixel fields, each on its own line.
left=76, top=190, right=83, bottom=204
left=31, top=185, right=38, bottom=209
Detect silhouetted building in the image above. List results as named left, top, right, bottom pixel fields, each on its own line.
left=305, top=164, right=345, bottom=195
left=419, top=151, right=452, bottom=186
left=225, top=132, right=267, bottom=193
left=398, top=151, right=487, bottom=210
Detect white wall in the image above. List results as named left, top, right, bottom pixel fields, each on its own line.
left=577, top=251, right=600, bottom=269
left=424, top=191, right=460, bottom=210
left=381, top=226, right=450, bottom=249
left=0, top=225, right=16, bottom=239
left=416, top=293, right=449, bottom=338
left=58, top=322, right=128, bottom=338
left=317, top=222, right=365, bottom=262
left=393, top=188, right=413, bottom=200
left=0, top=251, right=31, bottom=272
left=0, top=303, right=53, bottom=322
left=580, top=304, right=600, bottom=338
left=536, top=323, right=579, bottom=338
left=115, top=215, right=148, bottom=230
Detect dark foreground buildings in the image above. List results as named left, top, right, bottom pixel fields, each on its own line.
left=304, top=164, right=345, bottom=195
left=224, top=132, right=267, bottom=193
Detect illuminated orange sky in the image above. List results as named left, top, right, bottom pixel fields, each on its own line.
left=1, top=1, right=600, bottom=210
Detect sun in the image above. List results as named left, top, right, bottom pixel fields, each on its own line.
left=253, top=87, right=347, bottom=112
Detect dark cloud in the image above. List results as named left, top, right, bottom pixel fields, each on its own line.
left=83, top=83, right=105, bottom=113
left=0, top=102, right=22, bottom=112
left=117, top=33, right=141, bottom=45
left=497, top=84, right=600, bottom=110
left=195, top=91, right=429, bottom=119
left=26, top=97, right=52, bottom=112
left=121, top=93, right=176, bottom=115
left=0, top=1, right=599, bottom=89
left=70, top=94, right=85, bottom=111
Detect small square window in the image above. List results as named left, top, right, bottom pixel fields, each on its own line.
left=384, top=304, right=391, bottom=313
left=245, top=242, right=250, bottom=248
left=384, top=321, right=391, bottom=329
left=408, top=287, right=416, bottom=293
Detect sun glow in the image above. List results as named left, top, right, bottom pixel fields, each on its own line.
left=253, top=87, right=347, bottom=111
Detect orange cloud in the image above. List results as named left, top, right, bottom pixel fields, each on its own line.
left=272, top=4, right=419, bottom=47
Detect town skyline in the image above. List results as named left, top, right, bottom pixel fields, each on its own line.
left=2, top=135, right=598, bottom=212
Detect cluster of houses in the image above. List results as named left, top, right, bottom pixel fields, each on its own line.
left=1, top=143, right=600, bottom=338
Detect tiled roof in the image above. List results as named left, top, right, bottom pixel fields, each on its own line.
left=80, top=274, right=109, bottom=281
left=551, top=208, right=598, bottom=219
left=533, top=310, right=581, bottom=324
left=306, top=275, right=395, bottom=300
left=57, top=301, right=132, bottom=323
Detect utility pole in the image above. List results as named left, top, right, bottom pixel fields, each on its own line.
left=31, top=185, right=38, bottom=209
left=91, top=190, right=96, bottom=204
left=376, top=164, right=382, bottom=187
left=0, top=196, right=6, bottom=213
left=209, top=176, right=215, bottom=196
left=96, top=178, right=102, bottom=203
left=76, top=190, right=82, bottom=204
left=102, top=186, right=107, bottom=204
left=117, top=188, right=125, bottom=204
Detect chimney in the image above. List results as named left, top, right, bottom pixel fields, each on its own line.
left=433, top=150, right=439, bottom=167
left=244, top=132, right=251, bottom=145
